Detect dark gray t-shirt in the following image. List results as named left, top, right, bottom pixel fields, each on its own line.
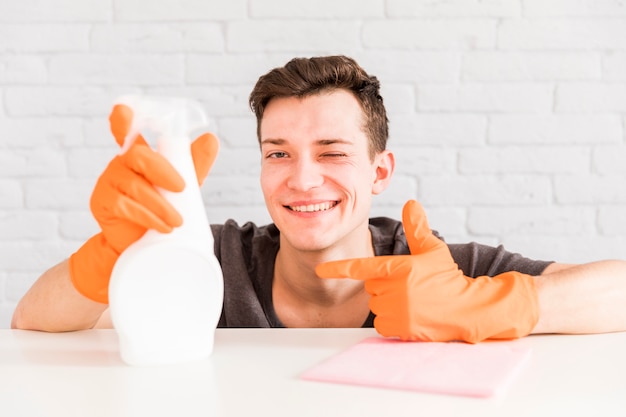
left=211, top=218, right=552, bottom=328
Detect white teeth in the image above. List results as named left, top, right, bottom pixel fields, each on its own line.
left=289, top=202, right=336, bottom=212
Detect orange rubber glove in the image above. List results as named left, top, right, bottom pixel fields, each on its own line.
left=315, top=200, right=539, bottom=343
left=69, top=104, right=219, bottom=304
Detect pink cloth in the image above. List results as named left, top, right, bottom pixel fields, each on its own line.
left=300, top=337, right=531, bottom=398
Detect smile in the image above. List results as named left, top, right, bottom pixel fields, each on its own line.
left=288, top=201, right=338, bottom=213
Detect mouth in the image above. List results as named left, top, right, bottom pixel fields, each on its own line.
left=286, top=201, right=338, bottom=213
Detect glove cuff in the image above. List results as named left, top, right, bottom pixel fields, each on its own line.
left=486, top=272, right=539, bottom=341
left=69, top=233, right=119, bottom=304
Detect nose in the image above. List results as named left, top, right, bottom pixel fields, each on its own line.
left=286, top=157, right=324, bottom=191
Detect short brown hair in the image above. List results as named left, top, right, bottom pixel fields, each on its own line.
left=249, top=55, right=389, bottom=159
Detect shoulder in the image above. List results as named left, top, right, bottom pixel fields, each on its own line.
left=369, top=216, right=551, bottom=276
left=211, top=220, right=279, bottom=244
left=369, top=216, right=446, bottom=256
left=211, top=220, right=280, bottom=261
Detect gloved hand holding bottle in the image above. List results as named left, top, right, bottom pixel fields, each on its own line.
left=316, top=200, right=539, bottom=343
left=69, top=104, right=219, bottom=304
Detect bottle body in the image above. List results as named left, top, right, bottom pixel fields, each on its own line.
left=108, top=105, right=223, bottom=366
left=110, top=239, right=223, bottom=366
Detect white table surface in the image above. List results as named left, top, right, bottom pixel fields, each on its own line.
left=1, top=328, right=625, bottom=417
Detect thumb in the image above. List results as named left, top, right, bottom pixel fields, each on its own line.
left=190, top=133, right=220, bottom=186
left=402, top=200, right=446, bottom=255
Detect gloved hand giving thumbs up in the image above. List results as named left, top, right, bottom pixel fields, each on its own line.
left=69, top=104, right=219, bottom=304
left=315, top=200, right=539, bottom=343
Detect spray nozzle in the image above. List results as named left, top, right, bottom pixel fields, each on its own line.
left=114, top=95, right=208, bottom=153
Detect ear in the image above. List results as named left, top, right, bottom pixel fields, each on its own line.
left=371, top=150, right=395, bottom=195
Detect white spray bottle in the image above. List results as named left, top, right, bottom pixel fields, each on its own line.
left=108, top=95, right=224, bottom=366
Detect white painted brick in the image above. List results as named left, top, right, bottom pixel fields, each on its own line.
left=250, top=0, right=383, bottom=18
left=201, top=175, right=265, bottom=206
left=0, top=148, right=67, bottom=178
left=370, top=204, right=468, bottom=239
left=114, top=0, right=246, bottom=21
left=557, top=83, right=626, bottom=112
left=91, top=23, right=223, bottom=53
left=593, top=146, right=626, bottom=174
left=5, top=273, right=38, bottom=304
left=186, top=54, right=293, bottom=85
left=468, top=206, right=596, bottom=236
left=0, top=117, right=84, bottom=148
left=388, top=0, right=520, bottom=17
left=228, top=20, right=361, bottom=52
left=0, top=306, right=14, bottom=329
left=499, top=19, right=626, bottom=50
left=363, top=19, right=496, bottom=49
left=145, top=86, right=251, bottom=117
left=0, top=56, right=46, bottom=84
left=390, top=145, right=456, bottom=175
left=502, top=235, right=626, bottom=264
left=59, top=211, right=98, bottom=240
left=3, top=2, right=626, bottom=318
left=418, top=83, right=553, bottom=112
left=0, top=24, right=89, bottom=52
left=217, top=117, right=259, bottom=148
left=420, top=175, right=552, bottom=206
left=421, top=207, right=468, bottom=237
left=604, top=52, right=626, bottom=81
left=49, top=54, right=183, bottom=86
left=368, top=204, right=402, bottom=221
left=373, top=174, right=418, bottom=206
left=378, top=85, right=415, bottom=117
left=0, top=241, right=79, bottom=272
left=5, top=86, right=140, bottom=116
left=598, top=206, right=626, bottom=236
left=0, top=272, right=5, bottom=301
left=463, top=51, right=600, bottom=81
left=459, top=146, right=590, bottom=174
left=0, top=181, right=22, bottom=208
left=82, top=118, right=123, bottom=147
left=489, top=115, right=622, bottom=145
left=0, top=211, right=58, bottom=240
left=24, top=179, right=93, bottom=210
left=210, top=148, right=261, bottom=176
left=67, top=148, right=117, bottom=179
left=357, top=51, right=460, bottom=83
left=390, top=114, right=487, bottom=146
left=555, top=175, right=626, bottom=204
left=0, top=0, right=112, bottom=21
left=524, top=0, right=626, bottom=17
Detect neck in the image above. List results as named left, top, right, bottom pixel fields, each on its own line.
left=272, top=227, right=374, bottom=327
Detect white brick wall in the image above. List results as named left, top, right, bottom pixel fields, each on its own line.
left=1, top=0, right=626, bottom=327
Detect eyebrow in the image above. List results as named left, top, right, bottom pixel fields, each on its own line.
left=260, top=138, right=354, bottom=146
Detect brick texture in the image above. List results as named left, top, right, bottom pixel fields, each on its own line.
left=1, top=0, right=626, bottom=327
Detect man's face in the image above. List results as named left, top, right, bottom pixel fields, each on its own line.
left=259, top=89, right=392, bottom=253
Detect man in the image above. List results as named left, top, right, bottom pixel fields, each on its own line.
left=12, top=56, right=626, bottom=342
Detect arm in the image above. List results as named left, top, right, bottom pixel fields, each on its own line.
left=533, top=260, right=626, bottom=335
left=11, top=259, right=109, bottom=332
left=317, top=200, right=626, bottom=343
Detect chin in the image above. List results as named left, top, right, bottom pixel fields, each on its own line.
left=281, top=230, right=334, bottom=253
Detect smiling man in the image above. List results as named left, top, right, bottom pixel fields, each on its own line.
left=12, top=56, right=626, bottom=342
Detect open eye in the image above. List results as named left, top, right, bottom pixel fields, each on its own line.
left=266, top=151, right=288, bottom=159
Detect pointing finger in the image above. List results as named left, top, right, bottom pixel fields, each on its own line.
left=315, top=256, right=411, bottom=281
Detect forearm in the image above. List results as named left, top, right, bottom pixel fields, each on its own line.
left=532, top=260, right=626, bottom=335
left=11, top=259, right=108, bottom=332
